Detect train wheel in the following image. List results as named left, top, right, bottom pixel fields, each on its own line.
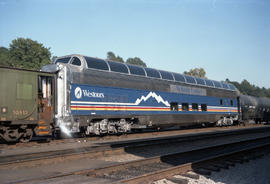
left=19, top=128, right=33, bottom=143
left=1, top=127, right=21, bottom=142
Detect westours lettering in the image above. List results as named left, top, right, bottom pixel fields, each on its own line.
left=82, top=90, right=104, bottom=98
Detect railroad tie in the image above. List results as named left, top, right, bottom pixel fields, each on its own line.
left=210, top=163, right=229, bottom=169
left=199, top=165, right=220, bottom=172
left=181, top=171, right=200, bottom=179
left=223, top=161, right=235, bottom=166
left=193, top=168, right=211, bottom=176
left=168, top=176, right=189, bottom=184
left=227, top=158, right=245, bottom=164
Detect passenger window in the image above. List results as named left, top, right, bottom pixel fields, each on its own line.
left=221, top=82, right=229, bottom=89
left=85, top=57, right=109, bottom=71
left=205, top=79, right=214, bottom=87
left=230, top=100, right=233, bottom=106
left=213, top=81, right=222, bottom=88
left=71, top=57, right=81, bottom=66
left=195, top=78, right=206, bottom=85
left=220, top=99, right=223, bottom=105
left=170, top=102, right=179, bottom=111
left=145, top=68, right=161, bottom=78
left=201, top=104, right=207, bottom=111
left=173, top=73, right=186, bottom=82
left=108, top=61, right=129, bottom=74
left=184, top=75, right=196, bottom=84
left=182, top=103, right=189, bottom=111
left=192, top=103, right=198, bottom=111
left=127, top=64, right=146, bottom=76
left=55, top=57, right=71, bottom=64
left=228, top=84, right=236, bottom=91
left=160, top=70, right=174, bottom=80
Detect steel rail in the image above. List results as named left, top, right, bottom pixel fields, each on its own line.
left=5, top=134, right=270, bottom=184
left=0, top=124, right=266, bottom=147
left=84, top=136, right=270, bottom=183
left=1, top=126, right=270, bottom=167
left=120, top=142, right=270, bottom=184
left=120, top=143, right=270, bottom=184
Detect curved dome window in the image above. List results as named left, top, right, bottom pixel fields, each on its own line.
left=205, top=79, right=214, bottom=87
left=173, top=73, right=186, bottom=82
left=85, top=57, right=109, bottom=71
left=127, top=64, right=146, bottom=76
left=195, top=78, right=206, bottom=85
left=108, top=61, right=129, bottom=74
left=145, top=68, right=161, bottom=78
left=228, top=84, right=236, bottom=90
left=159, top=70, right=174, bottom=80
left=55, top=57, right=71, bottom=64
left=184, top=75, right=196, bottom=84
left=71, top=57, right=81, bottom=66
left=221, top=82, right=229, bottom=89
left=212, top=80, right=222, bottom=88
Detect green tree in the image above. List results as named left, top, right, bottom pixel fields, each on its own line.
left=226, top=78, right=270, bottom=98
left=126, top=57, right=147, bottom=67
left=106, top=51, right=147, bottom=67
left=9, top=38, right=51, bottom=70
left=184, top=67, right=207, bottom=78
left=0, top=47, right=11, bottom=67
left=240, top=80, right=257, bottom=96
left=107, top=51, right=124, bottom=63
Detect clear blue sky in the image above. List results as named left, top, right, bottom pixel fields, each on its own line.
left=0, top=0, right=269, bottom=88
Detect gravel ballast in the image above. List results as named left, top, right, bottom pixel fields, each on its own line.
left=154, top=153, right=270, bottom=184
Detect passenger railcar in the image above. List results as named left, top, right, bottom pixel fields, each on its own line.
left=42, top=54, right=239, bottom=136
left=0, top=67, right=54, bottom=142
left=2, top=54, right=270, bottom=142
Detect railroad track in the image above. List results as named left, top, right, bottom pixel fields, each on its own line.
left=0, top=124, right=264, bottom=149
left=1, top=125, right=270, bottom=184
left=1, top=125, right=270, bottom=168
left=83, top=137, right=270, bottom=184
left=10, top=133, right=270, bottom=184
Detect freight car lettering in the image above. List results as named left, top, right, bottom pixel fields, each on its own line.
left=13, top=110, right=29, bottom=116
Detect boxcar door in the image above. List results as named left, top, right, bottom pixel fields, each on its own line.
left=37, top=76, right=54, bottom=135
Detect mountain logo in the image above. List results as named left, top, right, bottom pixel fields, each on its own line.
left=75, top=87, right=82, bottom=99
left=135, top=92, right=170, bottom=106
